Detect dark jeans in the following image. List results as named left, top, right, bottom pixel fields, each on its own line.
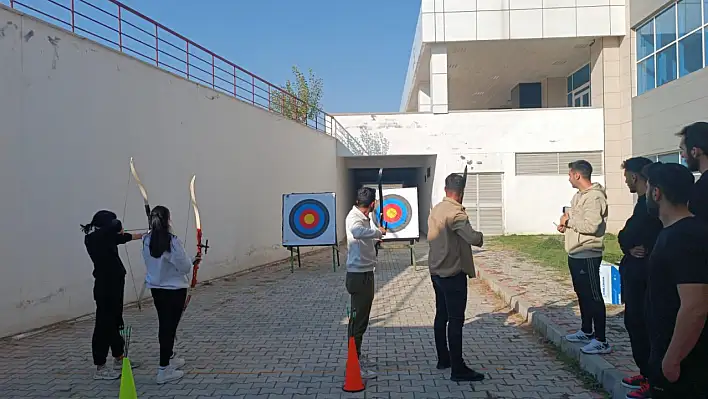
left=568, top=256, right=606, bottom=341
left=151, top=288, right=187, bottom=367
left=431, top=272, right=467, bottom=373
left=92, top=278, right=125, bottom=366
left=620, top=260, right=650, bottom=377
left=649, top=366, right=708, bottom=398
left=346, top=271, right=375, bottom=357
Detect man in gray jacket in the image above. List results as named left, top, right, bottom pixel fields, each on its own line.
left=558, top=160, right=610, bottom=355
left=345, top=187, right=387, bottom=379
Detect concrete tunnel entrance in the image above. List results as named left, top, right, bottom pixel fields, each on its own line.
left=342, top=155, right=437, bottom=238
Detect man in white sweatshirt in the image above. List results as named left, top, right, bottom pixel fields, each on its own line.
left=345, top=187, right=387, bottom=379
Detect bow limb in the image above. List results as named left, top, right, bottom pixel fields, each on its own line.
left=375, top=168, right=385, bottom=256
left=125, top=157, right=151, bottom=311
left=130, top=157, right=151, bottom=222
left=184, top=175, right=208, bottom=312
left=461, top=165, right=468, bottom=202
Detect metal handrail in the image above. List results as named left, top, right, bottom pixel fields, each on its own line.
left=7, top=0, right=335, bottom=134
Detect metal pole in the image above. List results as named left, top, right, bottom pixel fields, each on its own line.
left=186, top=42, right=190, bottom=79
left=154, top=25, right=158, bottom=66
left=71, top=0, right=75, bottom=32
left=117, top=6, right=122, bottom=51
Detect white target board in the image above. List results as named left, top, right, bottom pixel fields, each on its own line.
left=282, top=192, right=337, bottom=247
left=370, top=187, right=420, bottom=240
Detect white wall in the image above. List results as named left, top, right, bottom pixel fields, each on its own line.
left=419, top=0, right=626, bottom=43
left=0, top=6, right=345, bottom=337
left=334, top=108, right=606, bottom=235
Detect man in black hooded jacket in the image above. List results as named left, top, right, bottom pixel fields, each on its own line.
left=617, top=157, right=664, bottom=397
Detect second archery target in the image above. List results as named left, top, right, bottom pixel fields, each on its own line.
left=282, top=192, right=337, bottom=247
left=371, top=187, right=420, bottom=240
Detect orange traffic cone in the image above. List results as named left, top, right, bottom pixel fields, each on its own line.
left=342, top=336, right=365, bottom=392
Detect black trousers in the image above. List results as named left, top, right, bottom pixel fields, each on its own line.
left=568, top=256, right=606, bottom=341
left=345, top=272, right=375, bottom=357
left=431, top=272, right=467, bottom=373
left=620, top=260, right=650, bottom=377
left=151, top=288, right=187, bottom=367
left=92, top=278, right=125, bottom=366
left=650, top=366, right=708, bottom=398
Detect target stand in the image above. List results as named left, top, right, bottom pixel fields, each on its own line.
left=282, top=192, right=340, bottom=273
left=371, top=187, right=421, bottom=269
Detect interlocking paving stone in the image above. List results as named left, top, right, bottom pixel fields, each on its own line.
left=0, top=242, right=604, bottom=398
left=474, top=244, right=634, bottom=377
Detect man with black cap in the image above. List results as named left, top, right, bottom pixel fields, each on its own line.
left=617, top=157, right=663, bottom=398
left=427, top=173, right=485, bottom=382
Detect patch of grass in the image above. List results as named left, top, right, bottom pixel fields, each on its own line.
left=489, top=234, right=622, bottom=274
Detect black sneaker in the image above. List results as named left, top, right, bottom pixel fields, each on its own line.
left=436, top=360, right=451, bottom=370
left=451, top=366, right=485, bottom=382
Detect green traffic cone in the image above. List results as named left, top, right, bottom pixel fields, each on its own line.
left=118, top=358, right=137, bottom=399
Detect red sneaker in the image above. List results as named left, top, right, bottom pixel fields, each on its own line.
left=626, top=382, right=651, bottom=399
left=622, top=374, right=647, bottom=390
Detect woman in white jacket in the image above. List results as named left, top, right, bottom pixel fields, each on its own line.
left=142, top=205, right=200, bottom=384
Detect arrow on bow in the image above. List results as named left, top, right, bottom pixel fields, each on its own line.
left=184, top=175, right=209, bottom=312
left=122, top=157, right=151, bottom=311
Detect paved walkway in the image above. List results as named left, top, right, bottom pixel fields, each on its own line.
left=0, top=242, right=604, bottom=398
left=474, top=245, right=632, bottom=376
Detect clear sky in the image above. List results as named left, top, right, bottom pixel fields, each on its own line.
left=116, top=0, right=420, bottom=114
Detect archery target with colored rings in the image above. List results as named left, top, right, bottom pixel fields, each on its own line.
left=282, top=192, right=337, bottom=246
left=371, top=187, right=419, bottom=240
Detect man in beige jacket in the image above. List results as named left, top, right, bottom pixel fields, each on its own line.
left=427, top=173, right=484, bottom=382
left=558, top=160, right=610, bottom=355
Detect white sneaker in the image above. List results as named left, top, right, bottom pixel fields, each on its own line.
left=361, top=367, right=377, bottom=379
left=581, top=339, right=612, bottom=354
left=358, top=354, right=376, bottom=368
left=93, top=365, right=120, bottom=380
left=113, top=357, right=141, bottom=369
left=565, top=330, right=593, bottom=343
left=156, top=367, right=184, bottom=384
left=169, top=356, right=186, bottom=369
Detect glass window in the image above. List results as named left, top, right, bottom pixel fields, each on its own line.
left=638, top=56, right=656, bottom=95
left=636, top=1, right=708, bottom=95
left=637, top=21, right=655, bottom=60
left=572, top=64, right=590, bottom=90
left=656, top=5, right=677, bottom=48
left=679, top=31, right=703, bottom=76
left=567, top=64, right=591, bottom=107
left=677, top=0, right=702, bottom=37
left=657, top=44, right=678, bottom=86
left=658, top=152, right=681, bottom=163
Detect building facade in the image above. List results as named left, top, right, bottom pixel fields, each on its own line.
left=631, top=0, right=708, bottom=162
left=393, top=0, right=634, bottom=232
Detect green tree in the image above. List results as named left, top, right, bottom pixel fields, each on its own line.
left=270, top=66, right=324, bottom=124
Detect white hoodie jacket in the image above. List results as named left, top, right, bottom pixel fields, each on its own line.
left=142, top=234, right=193, bottom=290
left=345, top=206, right=383, bottom=273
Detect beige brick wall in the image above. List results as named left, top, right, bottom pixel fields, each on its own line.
left=591, top=30, right=635, bottom=233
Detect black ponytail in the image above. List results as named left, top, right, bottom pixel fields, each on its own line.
left=148, top=205, right=172, bottom=258
left=81, top=210, right=119, bottom=235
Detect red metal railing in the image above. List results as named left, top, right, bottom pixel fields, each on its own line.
left=6, top=0, right=334, bottom=134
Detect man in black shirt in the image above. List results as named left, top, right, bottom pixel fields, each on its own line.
left=617, top=157, right=663, bottom=398
left=643, top=162, right=708, bottom=397
left=677, top=121, right=708, bottom=221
